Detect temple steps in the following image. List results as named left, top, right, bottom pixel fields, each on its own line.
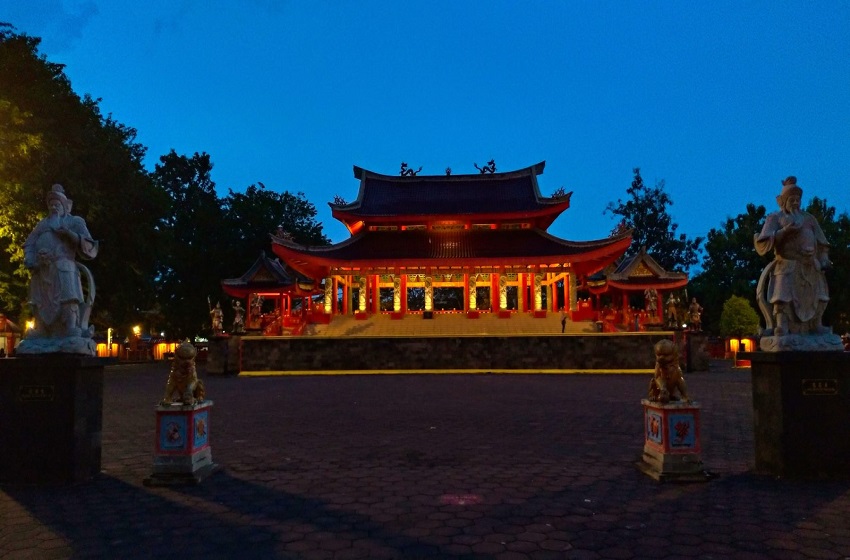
left=304, top=312, right=596, bottom=338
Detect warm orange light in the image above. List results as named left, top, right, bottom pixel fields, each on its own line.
left=729, top=339, right=740, bottom=352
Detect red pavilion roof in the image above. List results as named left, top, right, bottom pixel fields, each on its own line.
left=220, top=251, right=319, bottom=298
left=587, top=248, right=688, bottom=293
left=271, top=228, right=632, bottom=280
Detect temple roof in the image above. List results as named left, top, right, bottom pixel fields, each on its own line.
left=330, top=162, right=571, bottom=230
left=271, top=228, right=632, bottom=280
left=589, top=248, right=688, bottom=292
left=220, top=251, right=317, bottom=298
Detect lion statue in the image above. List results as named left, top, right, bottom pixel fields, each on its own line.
left=161, top=340, right=206, bottom=405
left=648, top=339, right=689, bottom=404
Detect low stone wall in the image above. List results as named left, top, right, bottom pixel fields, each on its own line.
left=234, top=332, right=674, bottom=373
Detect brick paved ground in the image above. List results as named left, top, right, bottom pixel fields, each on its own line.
left=2, top=360, right=850, bottom=559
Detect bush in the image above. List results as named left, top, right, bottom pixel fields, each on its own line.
left=719, top=295, right=761, bottom=338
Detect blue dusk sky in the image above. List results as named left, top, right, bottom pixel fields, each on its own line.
left=4, top=1, right=849, bottom=248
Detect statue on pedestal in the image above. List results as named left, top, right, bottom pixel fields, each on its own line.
left=231, top=300, right=245, bottom=334
left=688, top=298, right=703, bottom=332
left=754, top=177, right=843, bottom=351
left=161, top=340, right=205, bottom=405
left=18, top=185, right=99, bottom=355
left=665, top=293, right=679, bottom=328
left=209, top=301, right=224, bottom=334
left=648, top=339, right=690, bottom=404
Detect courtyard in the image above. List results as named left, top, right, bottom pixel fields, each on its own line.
left=1, top=362, right=849, bottom=559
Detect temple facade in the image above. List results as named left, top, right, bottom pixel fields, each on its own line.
left=270, top=162, right=633, bottom=321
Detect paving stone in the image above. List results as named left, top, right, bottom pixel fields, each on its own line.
left=2, top=362, right=850, bottom=560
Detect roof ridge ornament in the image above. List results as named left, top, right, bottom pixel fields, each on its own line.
left=275, top=226, right=294, bottom=241
left=474, top=159, right=496, bottom=174
left=400, top=162, right=422, bottom=176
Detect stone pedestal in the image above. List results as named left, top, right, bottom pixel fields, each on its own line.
left=206, top=335, right=239, bottom=375
left=0, top=355, right=104, bottom=484
left=742, top=351, right=850, bottom=478
left=144, top=400, right=218, bottom=486
left=685, top=331, right=710, bottom=372
left=637, top=399, right=708, bottom=482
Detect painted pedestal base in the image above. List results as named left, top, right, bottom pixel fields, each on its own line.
left=637, top=399, right=709, bottom=482
left=144, top=400, right=218, bottom=486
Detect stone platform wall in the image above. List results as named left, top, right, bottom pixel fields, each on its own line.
left=231, top=333, right=674, bottom=374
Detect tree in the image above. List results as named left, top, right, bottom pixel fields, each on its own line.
left=0, top=25, right=165, bottom=333
left=151, top=155, right=332, bottom=339
left=692, top=197, right=850, bottom=335
left=151, top=151, right=229, bottom=339
left=719, top=295, right=760, bottom=338
left=805, top=197, right=850, bottom=334
left=605, top=168, right=703, bottom=273
left=688, top=204, right=769, bottom=333
left=222, top=182, right=329, bottom=274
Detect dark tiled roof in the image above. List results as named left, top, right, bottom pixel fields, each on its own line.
left=608, top=249, right=687, bottom=281
left=334, top=162, right=567, bottom=218
left=274, top=228, right=629, bottom=262
left=221, top=251, right=298, bottom=289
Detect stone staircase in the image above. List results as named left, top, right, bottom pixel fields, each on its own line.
left=304, top=312, right=596, bottom=337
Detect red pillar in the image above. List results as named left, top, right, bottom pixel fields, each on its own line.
left=332, top=277, right=338, bottom=315
left=491, top=274, right=499, bottom=311
left=463, top=274, right=469, bottom=312
left=372, top=275, right=379, bottom=314
left=656, top=291, right=664, bottom=322
left=400, top=274, right=408, bottom=313
left=523, top=274, right=530, bottom=312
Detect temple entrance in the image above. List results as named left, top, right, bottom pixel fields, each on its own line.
left=407, top=287, right=425, bottom=311
left=434, top=287, right=464, bottom=311
left=474, top=286, right=491, bottom=311
left=379, top=287, right=394, bottom=311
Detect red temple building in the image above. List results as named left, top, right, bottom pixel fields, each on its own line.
left=221, top=251, right=324, bottom=335
left=269, top=161, right=635, bottom=323
left=584, top=248, right=689, bottom=331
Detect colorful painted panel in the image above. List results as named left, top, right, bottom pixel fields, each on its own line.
left=193, top=410, right=209, bottom=450
left=159, top=415, right=188, bottom=451
left=645, top=409, right=663, bottom=445
left=667, top=413, right=697, bottom=449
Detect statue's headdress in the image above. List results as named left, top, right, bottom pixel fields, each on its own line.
left=778, top=176, right=803, bottom=202
left=46, top=184, right=73, bottom=213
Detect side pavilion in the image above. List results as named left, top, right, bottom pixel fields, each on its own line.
left=270, top=162, right=632, bottom=320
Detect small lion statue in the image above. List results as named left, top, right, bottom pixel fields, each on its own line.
left=648, top=339, right=689, bottom=404
left=161, top=340, right=206, bottom=405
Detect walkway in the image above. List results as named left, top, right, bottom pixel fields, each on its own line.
left=2, top=361, right=849, bottom=559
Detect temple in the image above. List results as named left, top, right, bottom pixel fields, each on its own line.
left=269, top=161, right=634, bottom=323
left=584, top=248, right=689, bottom=331
left=220, top=251, right=324, bottom=335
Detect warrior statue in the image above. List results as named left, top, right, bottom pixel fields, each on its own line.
left=754, top=176, right=843, bottom=351
left=18, top=184, right=99, bottom=355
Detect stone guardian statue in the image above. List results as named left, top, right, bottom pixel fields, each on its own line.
left=754, top=176, right=843, bottom=351
left=18, top=184, right=99, bottom=355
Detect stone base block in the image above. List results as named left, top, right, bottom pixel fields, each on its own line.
left=207, top=335, right=240, bottom=375
left=637, top=445, right=710, bottom=482
left=742, top=351, right=850, bottom=478
left=0, top=355, right=104, bottom=484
